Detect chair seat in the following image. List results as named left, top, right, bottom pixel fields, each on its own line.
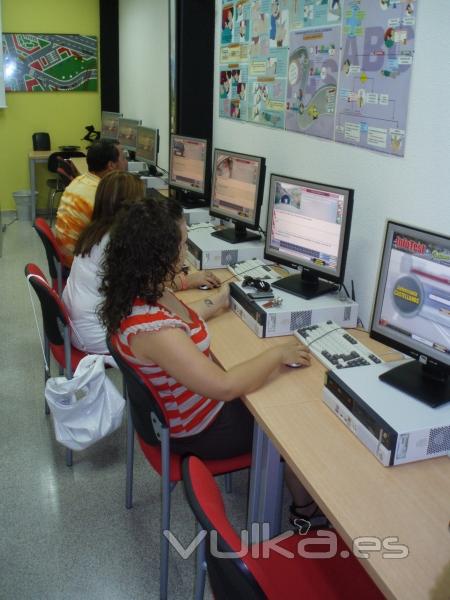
left=138, top=435, right=251, bottom=482
left=247, top=531, right=383, bottom=599
left=50, top=342, right=86, bottom=372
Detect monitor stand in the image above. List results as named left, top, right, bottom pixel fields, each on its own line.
left=272, top=270, right=338, bottom=300
left=211, top=222, right=261, bottom=245
left=379, top=360, right=450, bottom=408
left=172, top=188, right=207, bottom=209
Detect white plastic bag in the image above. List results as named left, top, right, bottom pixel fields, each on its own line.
left=45, top=354, right=125, bottom=451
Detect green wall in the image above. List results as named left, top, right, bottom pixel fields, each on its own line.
left=0, top=0, right=100, bottom=211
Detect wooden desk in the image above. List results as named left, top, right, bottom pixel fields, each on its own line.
left=179, top=280, right=450, bottom=599
left=28, top=150, right=52, bottom=222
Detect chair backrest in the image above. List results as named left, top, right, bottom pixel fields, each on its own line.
left=25, top=263, right=69, bottom=347
left=182, top=455, right=265, bottom=600
left=107, top=335, right=167, bottom=446
left=47, top=151, right=85, bottom=174
left=33, top=218, right=66, bottom=286
left=32, top=132, right=51, bottom=151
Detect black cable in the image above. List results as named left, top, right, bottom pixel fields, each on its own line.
left=298, top=325, right=343, bottom=348
left=2, top=217, right=18, bottom=232
left=341, top=283, right=351, bottom=299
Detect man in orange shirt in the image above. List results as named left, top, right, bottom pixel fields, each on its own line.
left=55, top=140, right=128, bottom=267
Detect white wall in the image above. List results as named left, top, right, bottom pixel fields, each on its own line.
left=214, top=0, right=450, bottom=327
left=119, top=0, right=169, bottom=170
left=118, top=1, right=450, bottom=326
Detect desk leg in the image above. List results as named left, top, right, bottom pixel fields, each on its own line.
left=29, top=157, right=36, bottom=222
left=247, top=422, right=284, bottom=542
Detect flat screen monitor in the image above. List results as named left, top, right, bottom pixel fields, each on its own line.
left=117, top=118, right=141, bottom=152
left=210, top=149, right=265, bottom=244
left=265, top=174, right=353, bottom=299
left=136, top=126, right=159, bottom=166
left=101, top=111, right=122, bottom=140
left=370, top=221, right=450, bottom=407
left=169, top=134, right=207, bottom=201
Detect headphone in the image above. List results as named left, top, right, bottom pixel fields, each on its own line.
left=242, top=276, right=272, bottom=292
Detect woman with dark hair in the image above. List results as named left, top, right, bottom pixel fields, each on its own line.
left=62, top=171, right=219, bottom=354
left=99, top=196, right=311, bottom=463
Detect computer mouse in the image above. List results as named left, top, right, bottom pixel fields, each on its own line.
left=286, top=362, right=302, bottom=368
left=199, top=285, right=210, bottom=290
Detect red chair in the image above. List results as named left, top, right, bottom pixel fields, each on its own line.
left=46, top=151, right=85, bottom=226
left=33, top=218, right=69, bottom=295
left=182, top=455, right=385, bottom=600
left=25, top=265, right=133, bottom=504
left=107, top=335, right=252, bottom=600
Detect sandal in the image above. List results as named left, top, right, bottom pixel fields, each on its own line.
left=289, top=501, right=332, bottom=534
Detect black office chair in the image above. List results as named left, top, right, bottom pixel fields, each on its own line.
left=32, top=132, right=51, bottom=151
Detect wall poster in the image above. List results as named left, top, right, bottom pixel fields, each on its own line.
left=2, top=33, right=97, bottom=92
left=218, top=0, right=417, bottom=156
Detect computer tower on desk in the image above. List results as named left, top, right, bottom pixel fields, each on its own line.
left=229, top=281, right=358, bottom=338
left=323, top=362, right=450, bottom=466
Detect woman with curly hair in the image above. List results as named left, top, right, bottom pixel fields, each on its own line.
left=98, top=196, right=311, bottom=463
left=63, top=171, right=219, bottom=355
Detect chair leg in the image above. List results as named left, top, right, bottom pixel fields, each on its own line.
left=224, top=472, right=232, bottom=494
left=44, top=335, right=50, bottom=415
left=125, top=389, right=135, bottom=510
left=66, top=447, right=73, bottom=467
left=160, top=428, right=172, bottom=600
left=194, top=523, right=207, bottom=600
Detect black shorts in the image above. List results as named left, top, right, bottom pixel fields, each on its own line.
left=170, top=399, right=253, bottom=460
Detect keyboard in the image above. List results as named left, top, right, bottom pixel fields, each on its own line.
left=227, top=258, right=281, bottom=280
left=294, top=320, right=383, bottom=371
left=187, top=222, right=215, bottom=232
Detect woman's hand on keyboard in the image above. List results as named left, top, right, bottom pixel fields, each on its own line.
left=279, top=340, right=311, bottom=368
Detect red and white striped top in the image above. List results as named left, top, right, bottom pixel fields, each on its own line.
left=116, top=296, right=224, bottom=438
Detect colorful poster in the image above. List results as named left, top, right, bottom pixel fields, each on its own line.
left=290, top=0, right=342, bottom=30
left=286, top=27, right=341, bottom=139
left=334, top=0, right=417, bottom=156
left=218, top=0, right=417, bottom=156
left=2, top=33, right=97, bottom=92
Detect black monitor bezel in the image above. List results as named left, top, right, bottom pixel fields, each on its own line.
left=370, top=220, right=450, bottom=373
left=168, top=134, right=208, bottom=196
left=117, top=117, right=142, bottom=151
left=135, top=126, right=159, bottom=166
left=264, top=173, right=354, bottom=286
left=101, top=111, right=122, bottom=140
left=209, top=148, right=265, bottom=232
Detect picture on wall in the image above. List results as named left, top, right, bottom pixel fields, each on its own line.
left=2, top=33, right=97, bottom=92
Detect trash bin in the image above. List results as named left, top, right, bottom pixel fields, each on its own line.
left=13, top=190, right=35, bottom=222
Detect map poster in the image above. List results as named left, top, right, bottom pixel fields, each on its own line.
left=334, top=0, right=417, bottom=156
left=3, top=33, right=97, bottom=92
left=286, top=27, right=341, bottom=140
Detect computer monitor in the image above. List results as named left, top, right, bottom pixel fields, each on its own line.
left=136, top=126, right=159, bottom=166
left=169, top=134, right=207, bottom=203
left=210, top=149, right=265, bottom=244
left=101, top=111, right=122, bottom=140
left=117, top=118, right=141, bottom=153
left=265, top=173, right=353, bottom=299
left=370, top=221, right=450, bottom=407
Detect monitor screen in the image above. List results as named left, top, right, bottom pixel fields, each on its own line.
left=117, top=118, right=141, bottom=151
left=101, top=111, right=122, bottom=140
left=210, top=149, right=265, bottom=244
left=136, top=126, right=158, bottom=165
left=370, top=221, right=450, bottom=406
left=266, top=174, right=353, bottom=299
left=169, top=134, right=207, bottom=195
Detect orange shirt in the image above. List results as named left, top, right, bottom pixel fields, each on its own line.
left=55, top=172, right=100, bottom=267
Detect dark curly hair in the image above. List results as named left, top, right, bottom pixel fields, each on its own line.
left=98, top=195, right=184, bottom=334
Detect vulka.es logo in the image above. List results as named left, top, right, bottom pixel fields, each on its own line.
left=163, top=524, right=409, bottom=560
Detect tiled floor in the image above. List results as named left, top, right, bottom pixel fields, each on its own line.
left=0, top=219, right=251, bottom=599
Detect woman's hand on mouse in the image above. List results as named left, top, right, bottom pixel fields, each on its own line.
left=279, top=340, right=310, bottom=368
left=213, top=283, right=230, bottom=311
left=187, top=270, right=221, bottom=290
